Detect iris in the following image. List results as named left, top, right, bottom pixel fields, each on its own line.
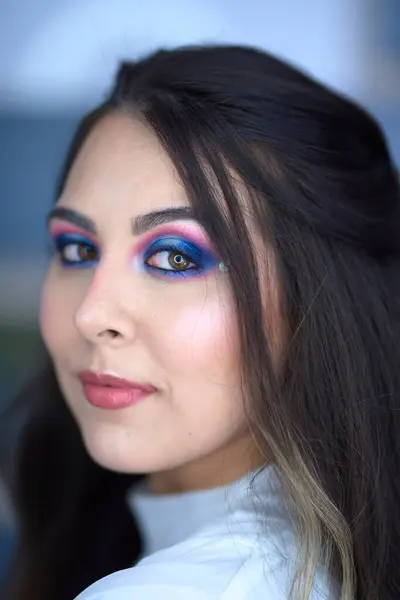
left=52, top=233, right=99, bottom=268
left=143, top=236, right=219, bottom=279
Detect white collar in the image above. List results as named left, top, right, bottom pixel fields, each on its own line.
left=126, top=466, right=277, bottom=558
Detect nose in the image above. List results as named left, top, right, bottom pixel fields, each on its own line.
left=74, top=270, right=136, bottom=347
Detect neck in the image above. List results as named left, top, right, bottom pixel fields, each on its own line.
left=147, top=434, right=267, bottom=494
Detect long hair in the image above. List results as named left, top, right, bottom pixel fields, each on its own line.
left=1, top=45, right=399, bottom=600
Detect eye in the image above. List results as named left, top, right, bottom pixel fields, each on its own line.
left=52, top=233, right=99, bottom=268
left=142, top=236, right=218, bottom=279
left=146, top=250, right=196, bottom=272
left=61, top=243, right=98, bottom=264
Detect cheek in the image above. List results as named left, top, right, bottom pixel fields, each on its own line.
left=40, top=272, right=59, bottom=352
left=160, top=290, right=239, bottom=380
left=39, top=267, right=80, bottom=355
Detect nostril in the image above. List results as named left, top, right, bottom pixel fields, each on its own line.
left=108, top=329, right=120, bottom=339
left=98, top=329, right=120, bottom=339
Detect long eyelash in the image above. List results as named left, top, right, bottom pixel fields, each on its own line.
left=51, top=233, right=99, bottom=267
left=143, top=246, right=206, bottom=279
left=142, top=236, right=217, bottom=279
left=145, top=260, right=199, bottom=278
left=146, top=246, right=200, bottom=276
left=154, top=247, right=198, bottom=269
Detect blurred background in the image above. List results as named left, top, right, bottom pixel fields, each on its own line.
left=0, top=0, right=399, bottom=583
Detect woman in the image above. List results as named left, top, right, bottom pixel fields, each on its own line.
left=1, top=45, right=399, bottom=600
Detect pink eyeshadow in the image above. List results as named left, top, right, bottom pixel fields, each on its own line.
left=49, top=221, right=97, bottom=245
left=130, top=221, right=215, bottom=259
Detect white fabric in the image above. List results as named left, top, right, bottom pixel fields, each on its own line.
left=75, top=467, right=339, bottom=599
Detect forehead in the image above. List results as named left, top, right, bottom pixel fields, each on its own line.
left=59, top=112, right=189, bottom=216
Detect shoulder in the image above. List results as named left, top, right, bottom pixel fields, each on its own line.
left=75, top=517, right=338, bottom=600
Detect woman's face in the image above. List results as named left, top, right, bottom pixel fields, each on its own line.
left=41, top=113, right=262, bottom=490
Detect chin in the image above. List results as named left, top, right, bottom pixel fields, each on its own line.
left=79, top=421, right=167, bottom=474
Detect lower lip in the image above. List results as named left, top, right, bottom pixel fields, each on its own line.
left=82, top=384, right=153, bottom=410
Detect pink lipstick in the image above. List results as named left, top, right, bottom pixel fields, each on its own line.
left=79, top=370, right=156, bottom=410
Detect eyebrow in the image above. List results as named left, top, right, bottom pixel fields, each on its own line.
left=47, top=207, right=97, bottom=234
left=132, top=207, right=194, bottom=235
left=46, top=206, right=195, bottom=236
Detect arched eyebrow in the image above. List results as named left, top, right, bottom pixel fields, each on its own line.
left=46, top=207, right=96, bottom=234
left=46, top=206, right=194, bottom=236
left=132, top=207, right=193, bottom=234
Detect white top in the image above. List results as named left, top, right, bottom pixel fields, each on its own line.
left=75, top=467, right=339, bottom=599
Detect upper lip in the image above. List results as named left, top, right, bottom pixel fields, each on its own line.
left=79, top=370, right=156, bottom=392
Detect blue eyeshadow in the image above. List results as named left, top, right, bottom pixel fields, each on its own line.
left=142, top=236, right=219, bottom=278
left=52, top=232, right=99, bottom=268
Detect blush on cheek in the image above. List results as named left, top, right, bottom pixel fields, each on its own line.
left=168, top=299, right=238, bottom=373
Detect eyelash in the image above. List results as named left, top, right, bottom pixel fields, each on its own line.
left=52, top=233, right=99, bottom=268
left=142, top=236, right=218, bottom=278
left=51, top=233, right=219, bottom=279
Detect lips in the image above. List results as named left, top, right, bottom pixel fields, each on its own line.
left=78, top=370, right=156, bottom=410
